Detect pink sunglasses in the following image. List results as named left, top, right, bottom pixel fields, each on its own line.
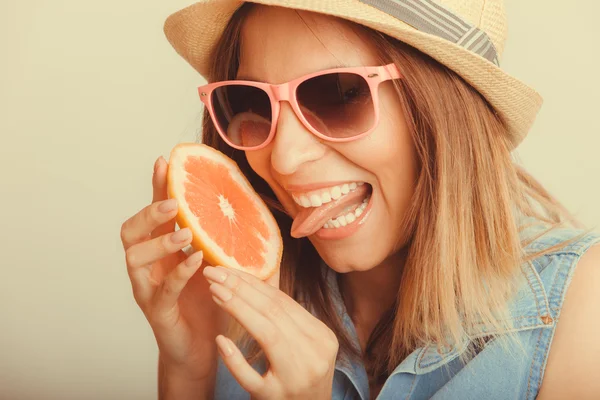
left=198, top=63, right=402, bottom=151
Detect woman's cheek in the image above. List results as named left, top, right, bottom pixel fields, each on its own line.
left=245, top=149, right=295, bottom=214
left=244, top=148, right=271, bottom=179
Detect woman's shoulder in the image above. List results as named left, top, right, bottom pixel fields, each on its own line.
left=507, top=223, right=600, bottom=399
left=429, top=226, right=600, bottom=400
left=498, top=222, right=600, bottom=321
left=520, top=222, right=600, bottom=290
left=530, top=228, right=600, bottom=399
left=505, top=222, right=599, bottom=333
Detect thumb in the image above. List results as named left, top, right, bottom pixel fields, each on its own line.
left=151, top=156, right=177, bottom=239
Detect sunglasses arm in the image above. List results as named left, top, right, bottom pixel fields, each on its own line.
left=381, top=63, right=402, bottom=80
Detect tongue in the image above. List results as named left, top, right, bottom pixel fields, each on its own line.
left=290, top=184, right=370, bottom=238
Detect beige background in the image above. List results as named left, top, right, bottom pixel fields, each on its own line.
left=1, top=0, right=598, bottom=399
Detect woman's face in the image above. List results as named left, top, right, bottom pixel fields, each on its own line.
left=237, top=6, right=418, bottom=272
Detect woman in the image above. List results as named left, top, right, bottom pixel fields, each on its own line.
left=120, top=1, right=600, bottom=399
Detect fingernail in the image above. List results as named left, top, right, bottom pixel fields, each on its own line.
left=210, top=283, right=233, bottom=302
left=185, top=251, right=203, bottom=267
left=159, top=199, right=177, bottom=213
left=203, top=266, right=227, bottom=283
left=216, top=335, right=234, bottom=357
left=171, top=228, right=192, bottom=243
left=154, top=157, right=161, bottom=173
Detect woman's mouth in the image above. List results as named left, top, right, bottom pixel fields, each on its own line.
left=291, top=181, right=366, bottom=207
left=322, top=195, right=370, bottom=228
left=289, top=182, right=373, bottom=239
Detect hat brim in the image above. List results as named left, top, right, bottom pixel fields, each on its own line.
left=163, top=0, right=543, bottom=149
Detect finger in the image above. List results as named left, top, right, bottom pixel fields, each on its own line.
left=215, top=335, right=266, bottom=396
left=152, top=156, right=165, bottom=203
left=120, top=198, right=179, bottom=249
left=125, top=228, right=193, bottom=305
left=126, top=228, right=192, bottom=269
left=209, top=281, right=290, bottom=367
left=151, top=156, right=176, bottom=239
left=152, top=250, right=204, bottom=316
left=127, top=264, right=153, bottom=308
left=226, top=267, right=279, bottom=295
left=205, top=267, right=294, bottom=325
left=219, top=267, right=317, bottom=328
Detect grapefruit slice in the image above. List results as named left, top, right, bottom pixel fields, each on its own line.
left=166, top=143, right=282, bottom=280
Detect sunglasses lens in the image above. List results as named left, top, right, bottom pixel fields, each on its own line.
left=297, top=72, right=375, bottom=139
left=211, top=85, right=272, bottom=148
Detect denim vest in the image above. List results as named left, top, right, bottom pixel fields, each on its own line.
left=215, top=222, right=600, bottom=399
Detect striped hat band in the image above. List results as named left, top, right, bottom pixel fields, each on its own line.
left=359, top=0, right=500, bottom=66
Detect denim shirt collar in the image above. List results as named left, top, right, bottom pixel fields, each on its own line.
left=325, top=266, right=370, bottom=400
left=322, top=249, right=550, bottom=399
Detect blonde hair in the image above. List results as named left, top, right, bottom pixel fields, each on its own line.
left=200, top=3, right=593, bottom=385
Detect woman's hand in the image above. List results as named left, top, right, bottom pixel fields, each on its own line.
left=120, top=156, right=220, bottom=383
left=202, top=266, right=338, bottom=400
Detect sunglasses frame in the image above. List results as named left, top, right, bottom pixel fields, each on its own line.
left=197, top=63, right=402, bottom=151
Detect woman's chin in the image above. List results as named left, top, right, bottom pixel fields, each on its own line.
left=314, top=247, right=382, bottom=273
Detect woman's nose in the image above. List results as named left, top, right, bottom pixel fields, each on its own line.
left=269, top=102, right=326, bottom=176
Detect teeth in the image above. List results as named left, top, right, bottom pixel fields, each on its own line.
left=292, top=182, right=366, bottom=208
left=300, top=196, right=311, bottom=208
left=320, top=195, right=371, bottom=230
left=309, top=194, right=322, bottom=207
left=330, top=186, right=342, bottom=200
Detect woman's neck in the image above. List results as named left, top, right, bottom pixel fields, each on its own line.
left=338, top=249, right=407, bottom=349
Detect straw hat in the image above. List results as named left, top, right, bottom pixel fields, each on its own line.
left=163, top=0, right=543, bottom=149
